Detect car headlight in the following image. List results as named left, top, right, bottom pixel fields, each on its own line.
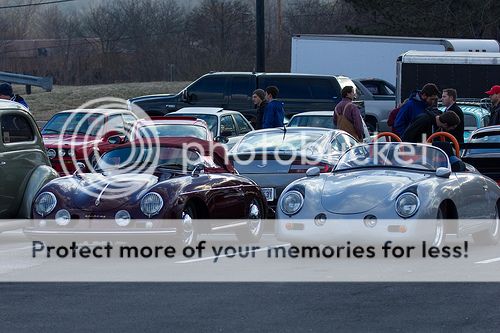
left=47, top=149, right=56, bottom=159
left=58, top=149, right=66, bottom=157
left=395, top=192, right=420, bottom=218
left=280, top=190, right=304, bottom=216
left=66, top=149, right=75, bottom=157
left=140, top=192, right=163, bottom=217
left=115, top=210, right=131, bottom=227
left=55, top=209, right=71, bottom=226
left=35, top=192, right=57, bottom=217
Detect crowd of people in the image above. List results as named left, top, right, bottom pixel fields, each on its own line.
left=251, top=82, right=500, bottom=145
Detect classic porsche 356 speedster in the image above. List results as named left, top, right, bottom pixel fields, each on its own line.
left=276, top=142, right=500, bottom=247
left=25, top=137, right=267, bottom=246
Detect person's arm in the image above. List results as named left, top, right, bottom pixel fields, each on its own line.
left=348, top=104, right=364, bottom=139
left=262, top=105, right=270, bottom=128
left=402, top=115, right=425, bottom=143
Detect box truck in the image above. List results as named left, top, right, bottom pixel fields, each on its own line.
left=396, top=51, right=500, bottom=105
left=290, top=34, right=500, bottom=84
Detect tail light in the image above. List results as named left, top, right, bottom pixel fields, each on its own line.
left=289, top=160, right=332, bottom=173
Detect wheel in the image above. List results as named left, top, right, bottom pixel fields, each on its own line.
left=175, top=204, right=198, bottom=247
left=236, top=199, right=264, bottom=243
left=472, top=206, right=499, bottom=245
left=430, top=207, right=446, bottom=247
left=366, top=119, right=377, bottom=135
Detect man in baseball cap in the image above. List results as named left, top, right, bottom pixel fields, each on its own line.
left=0, top=83, right=29, bottom=110
left=485, top=85, right=500, bottom=126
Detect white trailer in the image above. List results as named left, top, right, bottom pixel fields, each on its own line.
left=396, top=51, right=500, bottom=105
left=290, top=34, right=500, bottom=84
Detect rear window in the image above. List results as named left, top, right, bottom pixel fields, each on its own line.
left=288, top=115, right=333, bottom=129
left=1, top=113, right=35, bottom=143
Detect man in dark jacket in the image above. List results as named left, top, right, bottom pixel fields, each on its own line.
left=485, top=85, right=500, bottom=126
left=262, top=86, right=285, bottom=129
left=252, top=89, right=267, bottom=129
left=441, top=88, right=464, bottom=144
left=402, top=109, right=460, bottom=143
left=394, top=83, right=440, bottom=137
left=0, top=83, right=29, bottom=110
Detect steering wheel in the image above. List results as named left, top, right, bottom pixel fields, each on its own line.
left=426, top=132, right=460, bottom=157
left=373, top=132, right=402, bottom=142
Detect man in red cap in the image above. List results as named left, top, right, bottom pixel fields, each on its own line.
left=485, top=85, right=500, bottom=126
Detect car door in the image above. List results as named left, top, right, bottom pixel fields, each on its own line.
left=0, top=112, right=45, bottom=217
left=453, top=171, right=491, bottom=231
left=182, top=75, right=229, bottom=108
left=226, top=76, right=255, bottom=119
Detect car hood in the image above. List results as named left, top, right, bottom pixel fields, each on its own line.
left=321, top=169, right=427, bottom=214
left=72, top=173, right=158, bottom=211
left=43, top=134, right=99, bottom=147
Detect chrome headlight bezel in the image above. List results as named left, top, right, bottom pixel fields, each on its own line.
left=47, top=149, right=56, bottom=159
left=35, top=192, right=57, bottom=217
left=395, top=192, right=420, bottom=218
left=115, top=210, right=131, bottom=227
left=280, top=190, right=304, bottom=216
left=140, top=192, right=164, bottom=217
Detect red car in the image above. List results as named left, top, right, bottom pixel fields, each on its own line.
left=129, top=116, right=213, bottom=141
left=41, top=109, right=138, bottom=175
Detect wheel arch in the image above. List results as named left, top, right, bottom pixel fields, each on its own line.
left=17, top=165, right=59, bottom=219
left=439, top=199, right=459, bottom=234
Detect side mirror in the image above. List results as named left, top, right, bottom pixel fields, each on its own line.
left=107, top=135, right=123, bottom=144
left=436, top=167, right=451, bottom=178
left=191, top=163, right=205, bottom=177
left=214, top=136, right=229, bottom=144
left=306, top=167, right=320, bottom=177
left=181, top=90, right=192, bottom=102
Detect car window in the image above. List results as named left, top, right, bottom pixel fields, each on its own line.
left=288, top=115, right=333, bottom=129
left=177, top=114, right=218, bottom=137
left=138, top=124, right=207, bottom=140
left=123, top=114, right=137, bottom=128
left=229, top=77, right=252, bottom=99
left=233, top=114, right=252, bottom=134
left=107, top=114, right=125, bottom=131
left=188, top=76, right=226, bottom=101
left=464, top=114, right=478, bottom=130
left=1, top=114, right=35, bottom=143
left=260, top=77, right=311, bottom=99
left=332, top=134, right=356, bottom=152
left=220, top=115, right=237, bottom=137
left=309, top=79, right=339, bottom=100
left=42, top=112, right=105, bottom=136
left=235, top=131, right=327, bottom=152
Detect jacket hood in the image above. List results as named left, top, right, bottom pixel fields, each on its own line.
left=321, top=169, right=427, bottom=214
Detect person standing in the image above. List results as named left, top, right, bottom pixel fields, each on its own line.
left=333, top=86, right=363, bottom=141
left=441, top=88, right=464, bottom=144
left=0, top=83, right=29, bottom=110
left=387, top=99, right=408, bottom=134
left=402, top=110, right=460, bottom=143
left=252, top=89, right=267, bottom=130
left=394, top=83, right=440, bottom=137
left=485, top=85, right=500, bottom=126
left=262, top=86, right=285, bottom=129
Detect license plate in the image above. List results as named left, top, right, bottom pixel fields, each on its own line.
left=261, top=188, right=275, bottom=202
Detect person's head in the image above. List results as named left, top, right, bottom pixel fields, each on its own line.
left=341, top=86, right=356, bottom=100
left=0, top=83, right=13, bottom=100
left=420, top=83, right=440, bottom=106
left=436, top=111, right=460, bottom=131
left=252, top=89, right=266, bottom=106
left=441, top=88, right=457, bottom=107
left=265, top=86, right=279, bottom=101
left=485, top=85, right=500, bottom=105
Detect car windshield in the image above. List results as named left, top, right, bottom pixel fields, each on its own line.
left=335, top=143, right=449, bottom=172
left=176, top=114, right=217, bottom=137
left=137, top=124, right=207, bottom=140
left=234, top=130, right=328, bottom=153
left=97, top=146, right=204, bottom=172
left=288, top=116, right=333, bottom=129
left=42, top=112, right=105, bottom=136
left=466, top=131, right=500, bottom=155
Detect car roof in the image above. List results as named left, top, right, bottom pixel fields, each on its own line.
left=471, top=125, right=500, bottom=136
left=0, top=99, right=30, bottom=112
left=291, top=111, right=334, bottom=117
left=56, top=109, right=136, bottom=116
left=136, top=117, right=208, bottom=127
left=173, top=107, right=240, bottom=116
left=248, top=127, right=338, bottom=135
left=205, top=72, right=337, bottom=78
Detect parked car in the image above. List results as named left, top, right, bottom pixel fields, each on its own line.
left=276, top=141, right=500, bottom=247
left=438, top=103, right=490, bottom=142
left=287, top=111, right=372, bottom=142
left=0, top=100, right=58, bottom=228
left=129, top=116, right=212, bottom=141
left=352, top=78, right=396, bottom=132
left=128, top=72, right=356, bottom=122
left=168, top=107, right=253, bottom=149
left=25, top=137, right=267, bottom=246
left=229, top=127, right=359, bottom=215
left=462, top=125, right=500, bottom=186
left=41, top=109, right=138, bottom=175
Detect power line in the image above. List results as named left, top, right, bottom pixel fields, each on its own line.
left=0, top=0, right=77, bottom=10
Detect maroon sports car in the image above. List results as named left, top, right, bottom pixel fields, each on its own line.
left=25, top=137, right=267, bottom=246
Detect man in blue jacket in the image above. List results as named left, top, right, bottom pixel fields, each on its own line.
left=394, top=83, right=440, bottom=137
left=262, top=86, right=285, bottom=129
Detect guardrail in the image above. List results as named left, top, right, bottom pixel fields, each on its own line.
left=0, top=71, right=53, bottom=94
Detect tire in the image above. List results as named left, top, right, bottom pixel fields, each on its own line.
left=175, top=204, right=198, bottom=248
left=236, top=199, right=264, bottom=243
left=472, top=205, right=499, bottom=245
left=366, top=119, right=377, bottom=135
left=430, top=207, right=446, bottom=247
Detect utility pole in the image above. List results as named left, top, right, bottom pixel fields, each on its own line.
left=256, top=0, right=265, bottom=72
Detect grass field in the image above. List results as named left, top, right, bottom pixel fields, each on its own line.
left=15, top=81, right=190, bottom=121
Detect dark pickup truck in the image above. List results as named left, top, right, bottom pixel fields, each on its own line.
left=129, top=72, right=362, bottom=123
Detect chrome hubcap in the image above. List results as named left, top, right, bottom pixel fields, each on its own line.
left=181, top=212, right=194, bottom=245
left=248, top=202, right=262, bottom=236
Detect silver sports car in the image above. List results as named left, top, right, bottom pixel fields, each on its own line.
left=276, top=142, right=500, bottom=246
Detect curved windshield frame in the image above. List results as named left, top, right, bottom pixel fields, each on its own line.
left=335, top=143, right=450, bottom=172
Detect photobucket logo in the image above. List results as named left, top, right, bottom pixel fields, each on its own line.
left=54, top=97, right=160, bottom=200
